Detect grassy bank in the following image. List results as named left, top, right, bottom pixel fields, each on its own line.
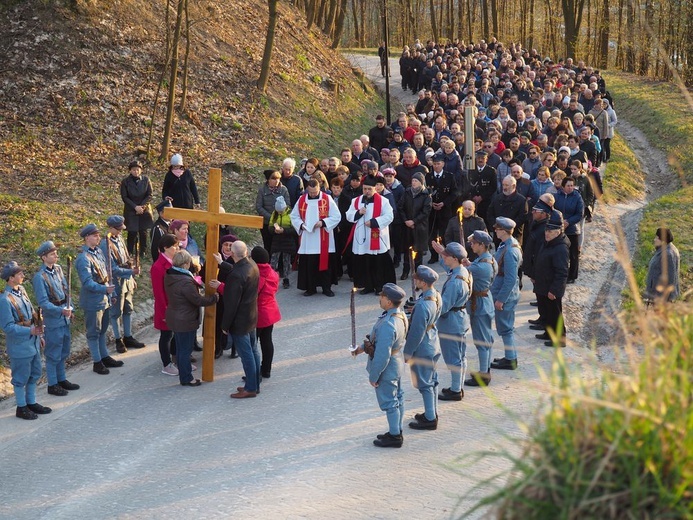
left=602, top=71, right=692, bottom=299
left=601, top=130, right=645, bottom=203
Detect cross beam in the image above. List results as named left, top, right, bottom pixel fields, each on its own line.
left=165, top=167, right=264, bottom=382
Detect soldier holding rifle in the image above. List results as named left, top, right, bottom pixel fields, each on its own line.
left=32, top=241, right=79, bottom=396
left=353, top=283, right=409, bottom=448
left=75, top=223, right=123, bottom=375
left=0, top=261, right=52, bottom=420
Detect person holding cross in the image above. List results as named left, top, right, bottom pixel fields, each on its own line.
left=290, top=179, right=341, bottom=297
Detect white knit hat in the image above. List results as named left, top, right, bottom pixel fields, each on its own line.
left=170, top=154, right=183, bottom=166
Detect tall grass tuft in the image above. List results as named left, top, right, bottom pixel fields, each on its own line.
left=461, top=229, right=693, bottom=519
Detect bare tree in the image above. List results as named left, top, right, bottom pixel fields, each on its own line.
left=258, top=0, right=279, bottom=92
left=160, top=0, right=185, bottom=162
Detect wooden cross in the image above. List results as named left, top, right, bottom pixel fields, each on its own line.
left=165, top=167, right=264, bottom=382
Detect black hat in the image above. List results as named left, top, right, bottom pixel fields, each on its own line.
left=250, top=246, right=270, bottom=265
left=362, top=176, right=377, bottom=187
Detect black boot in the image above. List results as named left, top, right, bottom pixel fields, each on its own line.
left=123, top=336, right=145, bottom=349
left=27, top=403, right=52, bottom=414
left=438, top=387, right=463, bottom=401
left=47, top=384, right=68, bottom=396
left=373, top=432, right=403, bottom=448
left=102, top=356, right=124, bottom=368
left=409, top=415, right=438, bottom=430
left=16, top=406, right=38, bottom=420
left=115, top=338, right=127, bottom=354
left=59, top=380, right=80, bottom=391
left=93, top=362, right=110, bottom=375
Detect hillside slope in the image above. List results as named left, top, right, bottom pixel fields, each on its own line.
left=0, top=0, right=380, bottom=260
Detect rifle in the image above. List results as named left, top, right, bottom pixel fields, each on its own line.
left=106, top=233, right=117, bottom=305
left=66, top=256, right=73, bottom=322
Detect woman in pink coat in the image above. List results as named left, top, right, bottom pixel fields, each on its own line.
left=251, top=246, right=281, bottom=378
left=150, top=234, right=180, bottom=376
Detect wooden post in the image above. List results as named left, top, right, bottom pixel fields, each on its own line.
left=165, top=168, right=264, bottom=382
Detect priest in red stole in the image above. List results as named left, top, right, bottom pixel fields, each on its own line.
left=346, top=175, right=396, bottom=295
left=290, top=179, right=341, bottom=297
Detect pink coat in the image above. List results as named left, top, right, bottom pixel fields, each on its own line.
left=257, top=263, right=281, bottom=328
left=151, top=253, right=173, bottom=330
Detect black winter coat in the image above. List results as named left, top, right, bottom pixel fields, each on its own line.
left=221, top=257, right=259, bottom=335
left=398, top=187, right=432, bottom=253
left=120, top=174, right=154, bottom=232
left=522, top=217, right=548, bottom=278
left=533, top=234, right=570, bottom=298
left=162, top=168, right=200, bottom=209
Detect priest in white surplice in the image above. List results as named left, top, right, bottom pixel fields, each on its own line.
left=291, top=179, right=341, bottom=297
left=346, top=176, right=396, bottom=295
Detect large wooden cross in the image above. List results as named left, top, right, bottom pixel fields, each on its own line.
left=165, top=167, right=264, bottom=382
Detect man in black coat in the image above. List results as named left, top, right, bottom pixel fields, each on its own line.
left=426, top=154, right=458, bottom=263
left=486, top=175, right=528, bottom=247
left=533, top=210, right=570, bottom=348
left=443, top=200, right=487, bottom=261
left=522, top=196, right=553, bottom=327
left=468, top=150, right=498, bottom=221
left=221, top=241, right=261, bottom=398
left=368, top=115, right=391, bottom=152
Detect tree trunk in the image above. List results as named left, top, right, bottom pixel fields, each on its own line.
left=359, top=0, right=365, bottom=46
left=624, top=0, right=635, bottom=72
left=160, top=0, right=184, bottom=162
left=179, top=0, right=191, bottom=112
left=324, top=0, right=338, bottom=37
left=562, top=0, right=586, bottom=59
left=457, top=0, right=464, bottom=40
left=429, top=0, right=438, bottom=42
left=331, top=0, right=348, bottom=48
left=598, top=0, right=609, bottom=68
left=257, top=0, right=279, bottom=93
left=490, top=0, right=498, bottom=37
left=351, top=0, right=360, bottom=46
left=481, top=0, right=489, bottom=39
left=528, top=0, right=535, bottom=49
left=306, top=0, right=317, bottom=30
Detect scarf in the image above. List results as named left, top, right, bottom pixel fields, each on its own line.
left=344, top=193, right=383, bottom=253
left=171, top=167, right=184, bottom=178
left=298, top=192, right=330, bottom=271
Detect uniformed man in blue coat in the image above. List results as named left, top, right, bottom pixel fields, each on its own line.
left=404, top=265, right=442, bottom=430
left=354, top=283, right=409, bottom=448
left=0, top=262, right=52, bottom=419
left=101, top=215, right=144, bottom=354
left=75, top=223, right=122, bottom=375
left=430, top=241, right=471, bottom=401
left=490, top=217, right=523, bottom=370
left=462, top=230, right=496, bottom=387
left=32, top=241, right=80, bottom=396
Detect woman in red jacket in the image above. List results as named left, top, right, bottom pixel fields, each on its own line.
left=251, top=246, right=281, bottom=379
left=150, top=234, right=180, bottom=376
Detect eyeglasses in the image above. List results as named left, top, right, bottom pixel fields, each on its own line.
left=529, top=152, right=537, bottom=155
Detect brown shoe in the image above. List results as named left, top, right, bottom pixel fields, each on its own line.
left=230, top=389, right=257, bottom=399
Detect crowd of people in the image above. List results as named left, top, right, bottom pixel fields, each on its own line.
left=1, top=38, right=680, bottom=447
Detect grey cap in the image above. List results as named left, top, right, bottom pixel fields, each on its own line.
left=106, top=215, right=126, bottom=230
left=275, top=196, right=287, bottom=212
left=36, top=241, right=58, bottom=257
left=381, top=283, right=406, bottom=305
left=414, top=265, right=439, bottom=284
left=494, top=217, right=516, bottom=231
left=80, top=223, right=100, bottom=238
left=412, top=172, right=426, bottom=185
left=1, top=261, right=22, bottom=281
left=444, top=242, right=467, bottom=261
left=468, top=230, right=493, bottom=246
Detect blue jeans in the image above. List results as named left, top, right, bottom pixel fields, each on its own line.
left=233, top=331, right=260, bottom=392
left=175, top=330, right=196, bottom=384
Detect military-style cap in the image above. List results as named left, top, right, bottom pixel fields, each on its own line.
left=128, top=160, right=142, bottom=170
left=546, top=210, right=565, bottom=230
left=494, top=217, right=516, bottom=231
left=80, top=223, right=100, bottom=238
left=36, top=241, right=58, bottom=257
left=432, top=153, right=445, bottom=163
left=106, top=215, right=126, bottom=230
left=413, top=265, right=439, bottom=284
left=468, top=230, right=493, bottom=246
left=475, top=149, right=488, bottom=156
left=1, top=261, right=22, bottom=281
left=155, top=199, right=172, bottom=213
left=443, top=242, right=467, bottom=261
left=381, top=283, right=406, bottom=305
left=532, top=199, right=553, bottom=213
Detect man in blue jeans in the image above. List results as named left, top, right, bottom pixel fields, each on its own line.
left=221, top=241, right=261, bottom=399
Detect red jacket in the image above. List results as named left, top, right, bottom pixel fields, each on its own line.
left=257, top=263, right=281, bottom=328
left=151, top=253, right=173, bottom=330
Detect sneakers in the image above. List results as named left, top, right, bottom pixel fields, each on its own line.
left=161, top=363, right=179, bottom=376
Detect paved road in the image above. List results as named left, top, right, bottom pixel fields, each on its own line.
left=0, top=58, right=590, bottom=519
